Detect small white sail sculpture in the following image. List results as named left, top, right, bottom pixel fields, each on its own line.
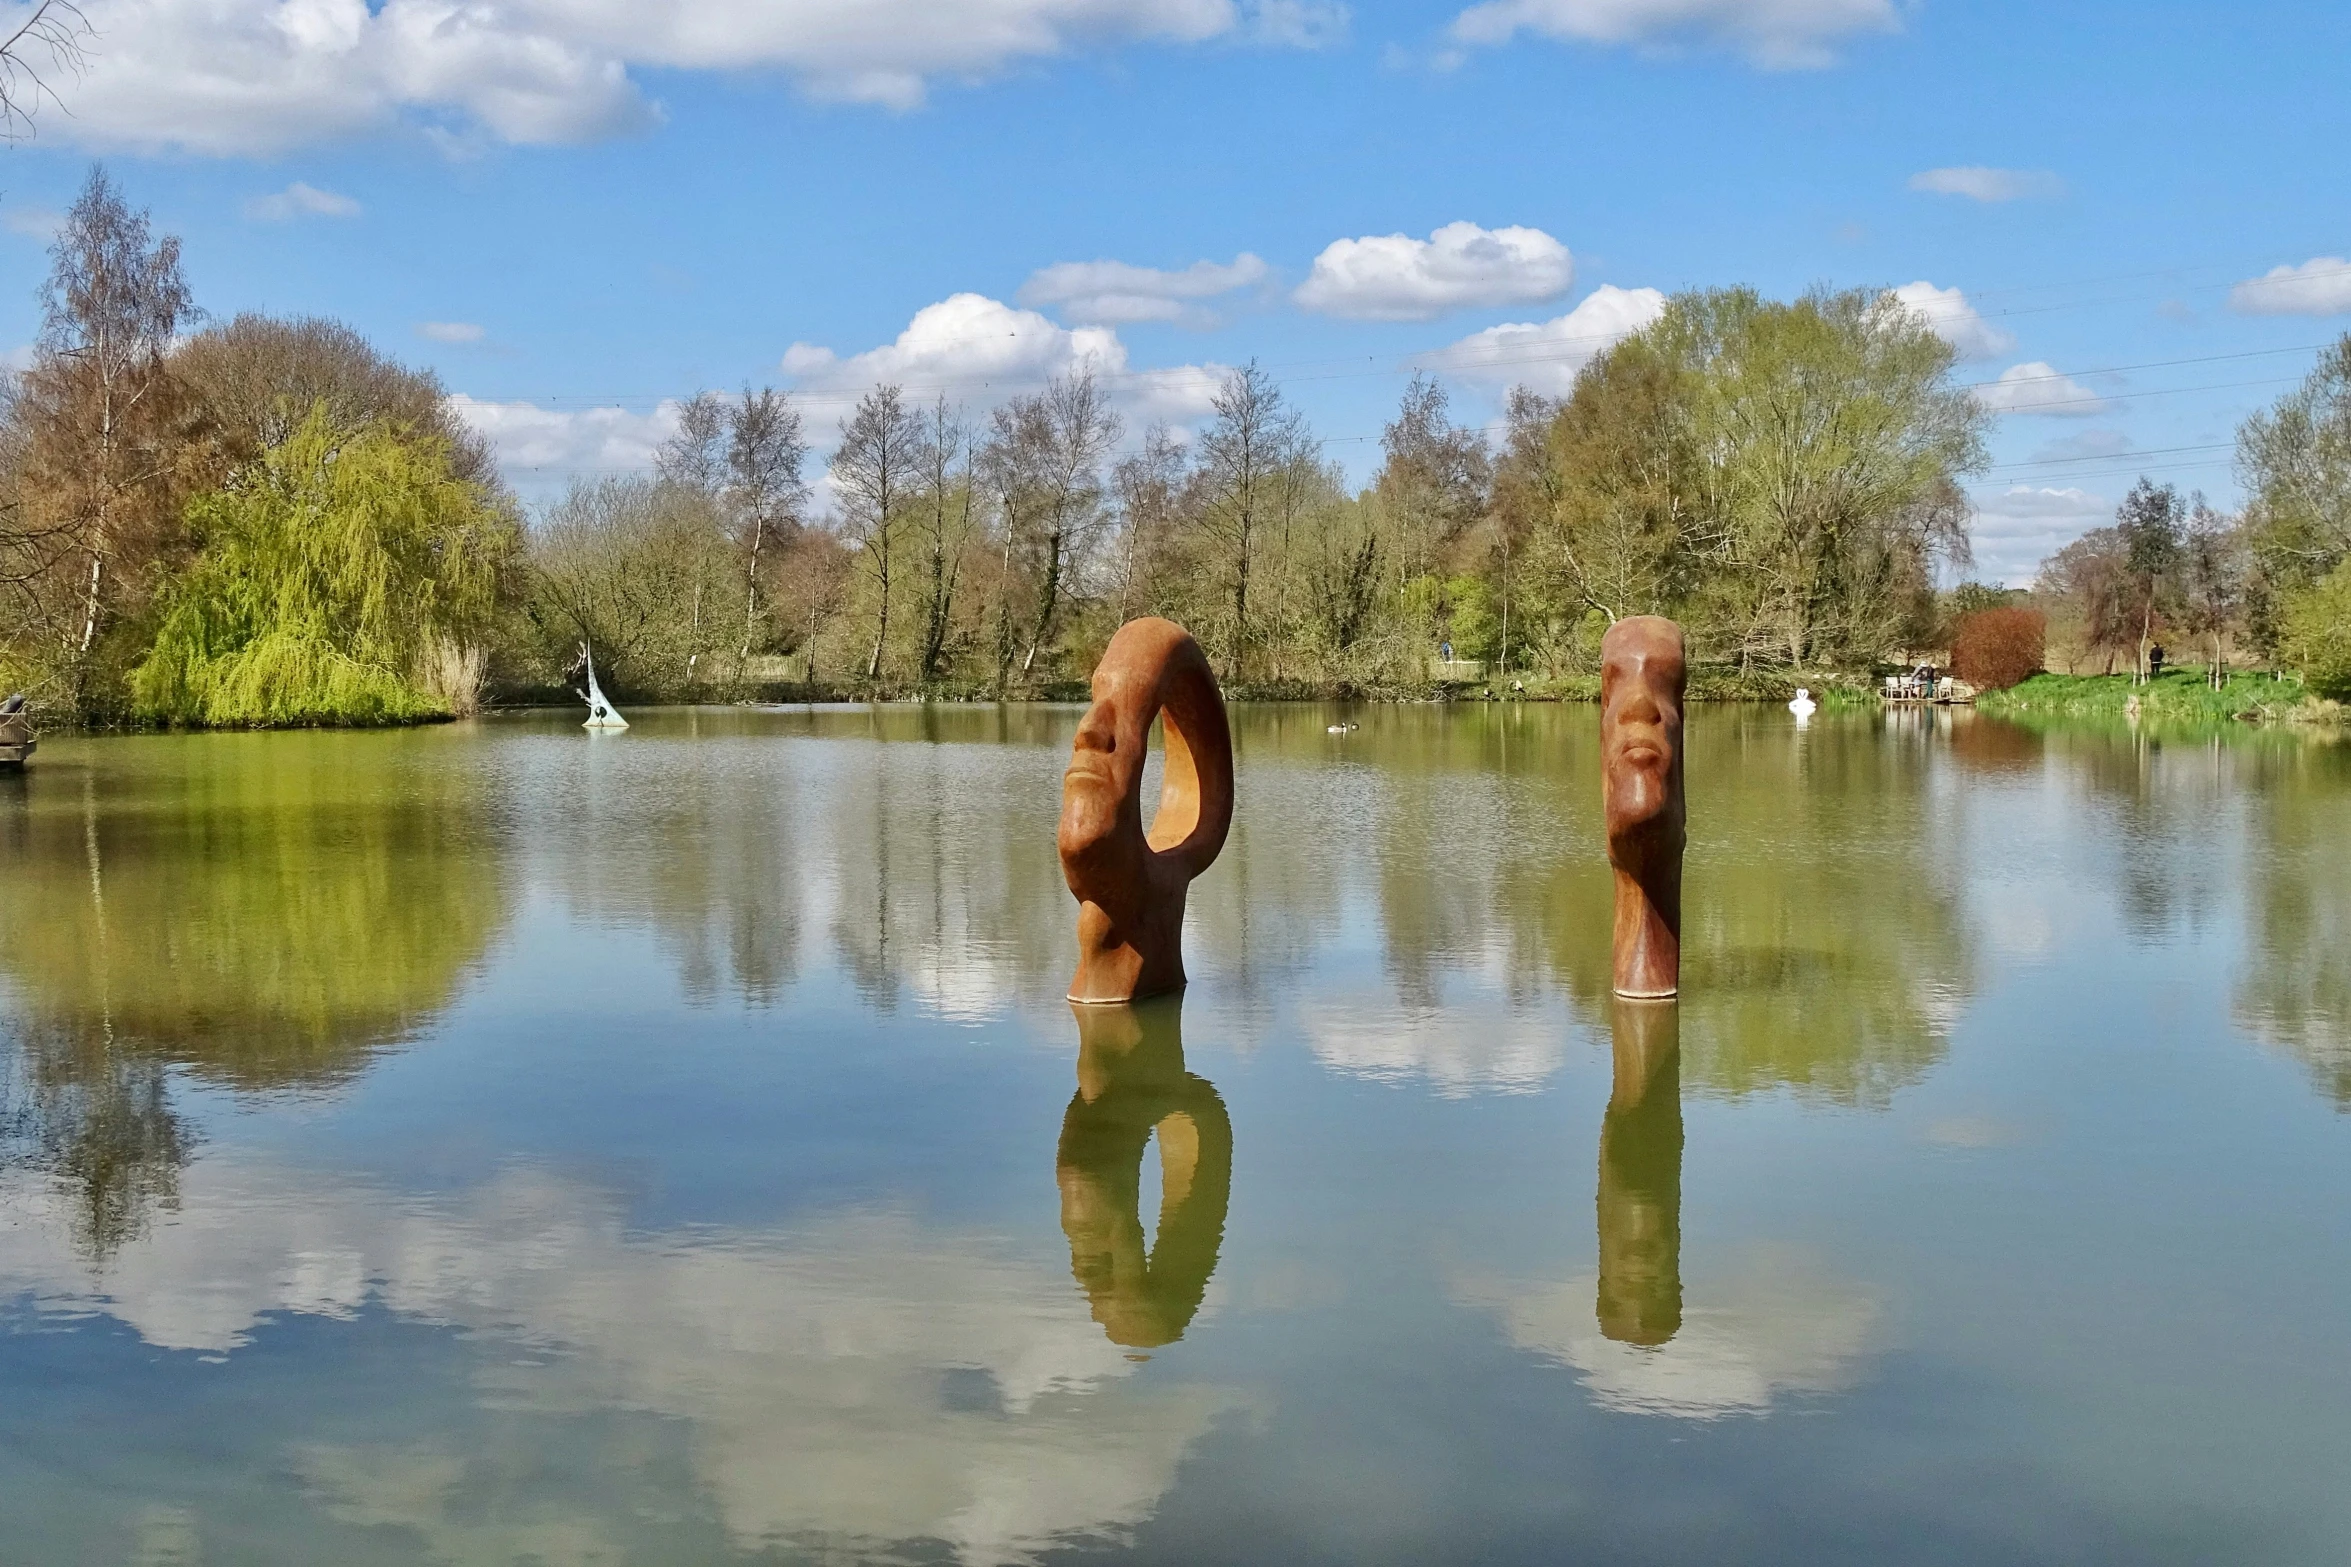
left=1788, top=686, right=1818, bottom=722
left=579, top=642, right=628, bottom=730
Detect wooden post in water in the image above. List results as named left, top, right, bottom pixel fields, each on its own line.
left=1601, top=616, right=1686, bottom=998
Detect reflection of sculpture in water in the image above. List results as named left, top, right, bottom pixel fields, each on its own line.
left=1601, top=617, right=1686, bottom=999
left=1597, top=999, right=1682, bottom=1346
left=1057, top=995, right=1232, bottom=1349
left=1058, top=618, right=1234, bottom=1004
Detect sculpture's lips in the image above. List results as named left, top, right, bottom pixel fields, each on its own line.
left=1615, top=740, right=1665, bottom=766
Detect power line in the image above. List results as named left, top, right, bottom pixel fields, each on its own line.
left=1986, top=440, right=2235, bottom=472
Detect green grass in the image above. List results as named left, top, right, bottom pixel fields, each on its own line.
left=1979, top=669, right=2339, bottom=725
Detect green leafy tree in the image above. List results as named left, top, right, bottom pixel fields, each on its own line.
left=526, top=475, right=744, bottom=697
left=1673, top=287, right=1986, bottom=667
left=2238, top=335, right=2351, bottom=597
left=2280, top=559, right=2351, bottom=700
left=1514, top=341, right=1695, bottom=632
left=2114, top=477, right=2186, bottom=682
left=133, top=404, right=510, bottom=725
left=2036, top=526, right=2136, bottom=674
left=2177, top=501, right=2246, bottom=686
left=1504, top=286, right=1986, bottom=673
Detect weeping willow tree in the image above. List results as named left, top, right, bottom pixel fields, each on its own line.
left=132, top=402, right=513, bottom=725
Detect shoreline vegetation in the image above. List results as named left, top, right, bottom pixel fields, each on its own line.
left=5, top=169, right=2347, bottom=735
left=1978, top=670, right=2341, bottom=727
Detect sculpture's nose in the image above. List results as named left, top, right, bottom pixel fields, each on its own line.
left=1618, top=681, right=1662, bottom=726
left=1073, top=702, right=1117, bottom=756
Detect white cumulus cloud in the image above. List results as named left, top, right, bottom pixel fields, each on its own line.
left=783, top=292, right=1227, bottom=430
left=1018, top=252, right=1269, bottom=326
left=1907, top=166, right=2066, bottom=202
left=1969, top=484, right=2113, bottom=587
left=1295, top=220, right=1573, bottom=322
left=1888, top=281, right=2013, bottom=362
left=2228, top=257, right=2351, bottom=317
left=447, top=392, right=680, bottom=477
left=242, top=180, right=363, bottom=220
left=1422, top=283, right=1667, bottom=394
left=50, top=0, right=1276, bottom=155
left=418, top=321, right=486, bottom=343
left=1973, top=362, right=2114, bottom=418
left=1449, top=0, right=1899, bottom=70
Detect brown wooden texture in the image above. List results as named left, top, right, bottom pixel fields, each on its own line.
left=1601, top=616, right=1686, bottom=998
left=1057, top=617, right=1234, bottom=1003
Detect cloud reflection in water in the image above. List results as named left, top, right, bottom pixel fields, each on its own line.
left=0, top=1157, right=1247, bottom=1565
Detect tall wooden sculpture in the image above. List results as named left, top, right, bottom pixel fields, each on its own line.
left=1058, top=618, right=1234, bottom=1004
left=1057, top=996, right=1232, bottom=1349
left=1601, top=616, right=1686, bottom=999
left=1596, top=999, right=1683, bottom=1346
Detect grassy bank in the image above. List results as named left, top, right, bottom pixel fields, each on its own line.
left=1979, top=670, right=2342, bottom=725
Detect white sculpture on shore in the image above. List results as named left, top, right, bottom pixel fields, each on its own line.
left=1788, top=686, right=1817, bottom=723
left=578, top=643, right=628, bottom=730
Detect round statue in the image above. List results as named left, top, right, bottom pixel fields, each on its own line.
left=1057, top=618, right=1234, bottom=1004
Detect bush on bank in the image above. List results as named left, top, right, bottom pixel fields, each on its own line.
left=1952, top=608, right=2047, bottom=691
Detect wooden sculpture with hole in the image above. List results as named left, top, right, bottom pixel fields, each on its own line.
left=1601, top=616, right=1687, bottom=999
left=1058, top=617, right=1235, bottom=1004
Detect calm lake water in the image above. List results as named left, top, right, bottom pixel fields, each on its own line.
left=3, top=703, right=2348, bottom=1565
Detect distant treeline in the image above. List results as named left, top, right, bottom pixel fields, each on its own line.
left=2027, top=341, right=2351, bottom=700
left=4, top=167, right=2346, bottom=725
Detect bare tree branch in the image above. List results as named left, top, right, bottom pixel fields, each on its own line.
left=0, top=0, right=92, bottom=142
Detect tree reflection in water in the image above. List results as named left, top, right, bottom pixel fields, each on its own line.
left=1597, top=999, right=1682, bottom=1347
left=1509, top=709, right=1975, bottom=1108
left=2234, top=738, right=2351, bottom=1107
left=0, top=735, right=508, bottom=1255
left=1057, top=996, right=1232, bottom=1350
left=1, top=1019, right=190, bottom=1258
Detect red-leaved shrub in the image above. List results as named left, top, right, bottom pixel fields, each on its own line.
left=1952, top=608, right=2047, bottom=690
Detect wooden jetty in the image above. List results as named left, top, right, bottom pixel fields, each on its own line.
left=0, top=694, right=35, bottom=769
left=1881, top=668, right=1976, bottom=706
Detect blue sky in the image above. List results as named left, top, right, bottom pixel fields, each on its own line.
left=0, top=0, right=2344, bottom=583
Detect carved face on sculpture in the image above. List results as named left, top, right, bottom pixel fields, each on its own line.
left=1059, top=659, right=1158, bottom=899
left=1601, top=617, right=1686, bottom=840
